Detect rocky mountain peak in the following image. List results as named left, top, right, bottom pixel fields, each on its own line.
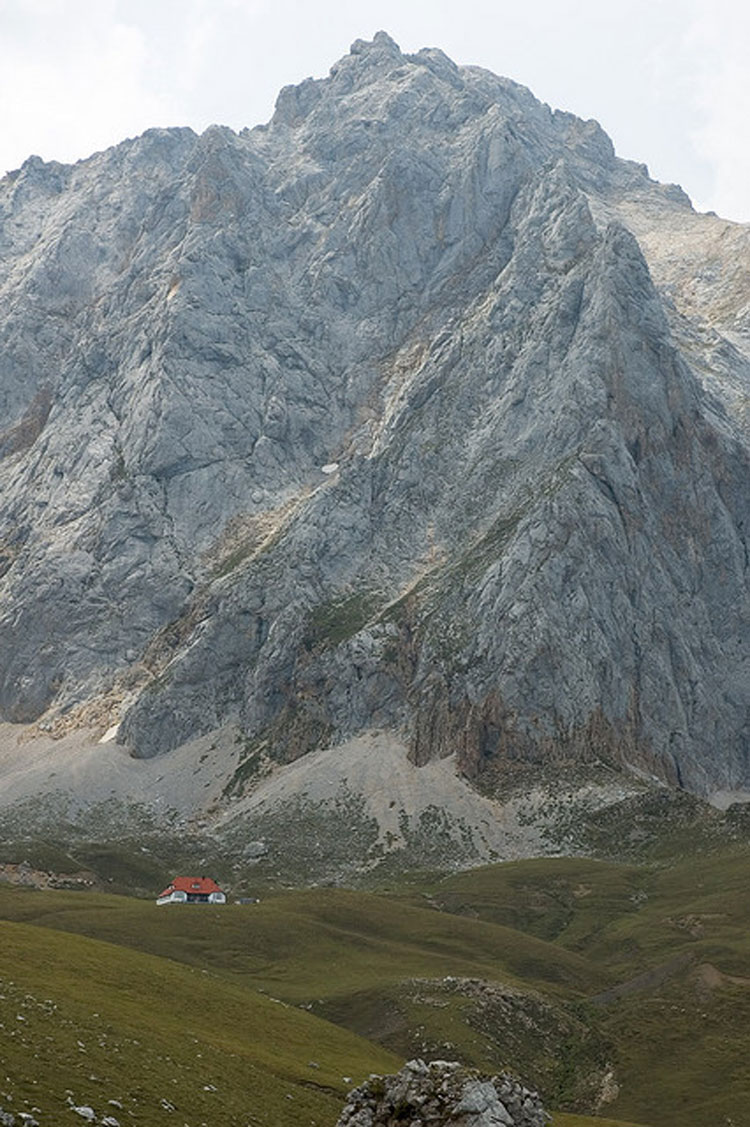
left=350, top=29, right=402, bottom=58
left=1, top=37, right=750, bottom=808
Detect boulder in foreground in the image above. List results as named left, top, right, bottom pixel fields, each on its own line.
left=336, top=1059, right=548, bottom=1126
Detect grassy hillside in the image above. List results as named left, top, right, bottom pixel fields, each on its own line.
left=0, top=884, right=607, bottom=997
left=0, top=915, right=399, bottom=1126
left=5, top=846, right=750, bottom=1125
left=420, top=851, right=750, bottom=1126
left=0, top=883, right=615, bottom=1113
left=551, top=1118, right=650, bottom=1127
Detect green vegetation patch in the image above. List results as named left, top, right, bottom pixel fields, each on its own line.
left=0, top=914, right=398, bottom=1127
left=4, top=845, right=750, bottom=1125
left=304, top=590, right=382, bottom=651
left=552, top=1117, right=652, bottom=1127
left=222, top=737, right=271, bottom=800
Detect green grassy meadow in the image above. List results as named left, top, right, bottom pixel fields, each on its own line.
left=5, top=846, right=750, bottom=1125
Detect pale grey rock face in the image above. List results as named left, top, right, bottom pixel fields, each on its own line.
left=336, top=1060, right=547, bottom=1127
left=2, top=33, right=750, bottom=794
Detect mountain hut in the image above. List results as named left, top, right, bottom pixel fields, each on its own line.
left=156, top=876, right=226, bottom=905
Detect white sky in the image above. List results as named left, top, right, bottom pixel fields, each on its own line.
left=1, top=0, right=748, bottom=222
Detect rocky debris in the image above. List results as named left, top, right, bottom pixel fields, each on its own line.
left=0, top=862, right=96, bottom=890
left=1, top=33, right=750, bottom=803
left=0, top=1111, right=38, bottom=1127
left=336, top=1059, right=548, bottom=1127
left=67, top=1102, right=119, bottom=1125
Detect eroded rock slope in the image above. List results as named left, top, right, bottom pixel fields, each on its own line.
left=2, top=32, right=750, bottom=795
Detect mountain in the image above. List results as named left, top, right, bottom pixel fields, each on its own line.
left=2, top=32, right=750, bottom=861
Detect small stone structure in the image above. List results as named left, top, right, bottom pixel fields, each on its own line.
left=336, top=1059, right=549, bottom=1127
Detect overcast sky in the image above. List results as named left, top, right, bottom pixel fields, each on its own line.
left=1, top=0, right=748, bottom=222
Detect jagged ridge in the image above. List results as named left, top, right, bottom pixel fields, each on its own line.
left=1, top=33, right=750, bottom=796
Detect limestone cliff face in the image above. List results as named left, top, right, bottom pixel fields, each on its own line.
left=2, top=32, right=750, bottom=794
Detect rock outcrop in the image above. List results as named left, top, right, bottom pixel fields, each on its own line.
left=336, top=1059, right=547, bottom=1127
left=2, top=33, right=750, bottom=795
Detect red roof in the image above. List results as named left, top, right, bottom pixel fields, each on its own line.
left=158, top=876, right=224, bottom=898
